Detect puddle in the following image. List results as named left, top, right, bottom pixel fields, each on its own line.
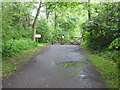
left=56, top=61, right=86, bottom=76
left=56, top=61, right=86, bottom=68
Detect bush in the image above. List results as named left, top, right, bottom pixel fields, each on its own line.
left=36, top=18, right=51, bottom=43
left=109, top=37, right=120, bottom=50
left=2, top=38, right=37, bottom=58
left=80, top=40, right=88, bottom=47
left=82, top=20, right=118, bottom=50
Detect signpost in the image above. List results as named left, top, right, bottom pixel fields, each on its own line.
left=62, top=36, right=64, bottom=39
left=61, top=36, right=64, bottom=44
left=35, top=34, right=41, bottom=43
left=35, top=34, right=41, bottom=38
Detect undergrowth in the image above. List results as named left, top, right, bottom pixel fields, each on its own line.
left=2, top=38, right=37, bottom=58
left=82, top=48, right=119, bottom=88
left=2, top=43, right=46, bottom=77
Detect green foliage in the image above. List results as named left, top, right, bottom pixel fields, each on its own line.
left=58, top=16, right=78, bottom=37
left=2, top=2, right=34, bottom=40
left=104, top=51, right=120, bottom=62
left=2, top=39, right=37, bottom=58
left=2, top=2, right=36, bottom=59
left=83, top=49, right=118, bottom=88
left=3, top=25, right=32, bottom=40
left=36, top=3, right=81, bottom=43
left=2, top=46, right=45, bottom=77
left=81, top=2, right=119, bottom=50
left=80, top=40, right=88, bottom=47
left=109, top=37, right=120, bottom=50
left=80, top=3, right=119, bottom=87
left=82, top=22, right=118, bottom=50
left=2, top=2, right=119, bottom=88
left=36, top=17, right=52, bottom=43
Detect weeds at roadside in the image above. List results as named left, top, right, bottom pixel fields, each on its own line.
left=82, top=48, right=119, bottom=88
left=2, top=43, right=46, bottom=77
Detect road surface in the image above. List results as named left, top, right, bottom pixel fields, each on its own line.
left=3, top=44, right=106, bottom=88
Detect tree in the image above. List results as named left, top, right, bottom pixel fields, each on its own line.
left=88, top=0, right=91, bottom=20
left=32, top=2, right=42, bottom=41
left=81, top=2, right=119, bottom=50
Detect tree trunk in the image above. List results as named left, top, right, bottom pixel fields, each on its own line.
left=46, top=5, right=50, bottom=20
left=54, top=12, right=57, bottom=29
left=32, top=2, right=42, bottom=41
left=88, top=0, right=91, bottom=20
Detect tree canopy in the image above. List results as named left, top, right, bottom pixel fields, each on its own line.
left=2, top=1, right=120, bottom=59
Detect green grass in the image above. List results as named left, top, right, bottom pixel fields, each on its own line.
left=83, top=48, right=119, bottom=88
left=2, top=43, right=47, bottom=77
left=38, top=43, right=48, bottom=47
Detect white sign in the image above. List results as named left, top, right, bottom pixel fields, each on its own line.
left=62, top=36, right=64, bottom=39
left=35, top=34, right=41, bottom=38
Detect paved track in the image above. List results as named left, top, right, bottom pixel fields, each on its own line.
left=3, top=45, right=106, bottom=88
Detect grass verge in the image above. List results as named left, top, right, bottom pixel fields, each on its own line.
left=2, top=43, right=47, bottom=77
left=82, top=48, right=119, bottom=88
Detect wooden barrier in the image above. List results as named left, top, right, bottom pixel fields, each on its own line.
left=49, top=36, right=82, bottom=45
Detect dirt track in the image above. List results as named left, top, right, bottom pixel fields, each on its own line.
left=3, top=44, right=106, bottom=88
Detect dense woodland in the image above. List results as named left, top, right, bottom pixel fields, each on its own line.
left=1, top=1, right=120, bottom=88
left=2, top=1, right=120, bottom=60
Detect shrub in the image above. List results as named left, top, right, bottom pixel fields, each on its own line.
left=109, top=37, right=120, bottom=50
left=2, top=38, right=37, bottom=58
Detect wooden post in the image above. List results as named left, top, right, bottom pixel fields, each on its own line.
left=37, top=38, right=38, bottom=43
left=33, top=24, right=36, bottom=41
